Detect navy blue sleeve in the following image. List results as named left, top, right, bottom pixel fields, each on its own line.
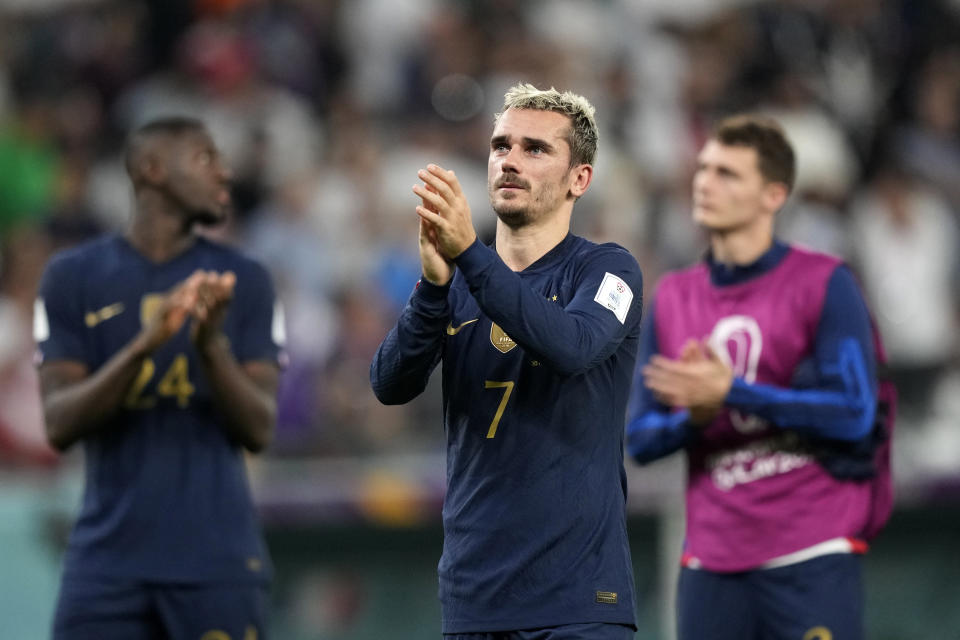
left=725, top=265, right=878, bottom=441
left=231, top=259, right=282, bottom=365
left=454, top=239, right=643, bottom=376
left=624, top=298, right=700, bottom=464
left=369, top=277, right=449, bottom=405
left=35, top=253, right=90, bottom=366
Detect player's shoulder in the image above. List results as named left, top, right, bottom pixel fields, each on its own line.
left=783, top=242, right=845, bottom=270
left=780, top=243, right=849, bottom=288
left=570, top=235, right=641, bottom=272
left=656, top=257, right=709, bottom=292
left=43, top=233, right=123, bottom=279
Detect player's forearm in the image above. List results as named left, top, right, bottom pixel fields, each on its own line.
left=725, top=361, right=876, bottom=441
left=454, top=240, right=641, bottom=376
left=370, top=279, right=448, bottom=404
left=196, top=335, right=277, bottom=452
left=42, top=339, right=152, bottom=450
left=626, top=409, right=698, bottom=464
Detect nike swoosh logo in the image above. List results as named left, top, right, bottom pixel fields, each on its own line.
left=85, top=302, right=125, bottom=327
left=446, top=318, right=479, bottom=335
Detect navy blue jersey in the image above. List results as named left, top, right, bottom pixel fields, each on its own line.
left=371, top=234, right=643, bottom=633
left=36, top=234, right=281, bottom=584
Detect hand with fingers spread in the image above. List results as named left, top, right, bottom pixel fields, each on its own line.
left=412, top=163, right=478, bottom=260
left=643, top=338, right=733, bottom=425
left=189, top=270, right=236, bottom=349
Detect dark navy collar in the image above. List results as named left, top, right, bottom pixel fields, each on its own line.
left=491, top=232, right=578, bottom=273
left=706, top=239, right=789, bottom=286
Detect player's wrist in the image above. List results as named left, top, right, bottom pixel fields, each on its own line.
left=131, top=330, right=160, bottom=357
left=416, top=274, right=452, bottom=297
left=422, top=270, right=453, bottom=287
left=448, top=232, right=478, bottom=260
left=195, top=332, right=231, bottom=360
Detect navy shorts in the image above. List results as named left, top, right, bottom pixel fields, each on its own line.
left=445, top=622, right=635, bottom=640
left=677, top=553, right=863, bottom=640
left=52, top=576, right=270, bottom=640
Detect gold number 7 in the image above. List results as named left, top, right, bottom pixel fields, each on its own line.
left=484, top=380, right=515, bottom=438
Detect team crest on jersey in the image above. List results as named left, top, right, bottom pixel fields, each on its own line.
left=490, top=323, right=517, bottom=353
left=140, top=294, right=165, bottom=328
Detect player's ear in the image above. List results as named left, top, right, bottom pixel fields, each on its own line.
left=131, top=140, right=171, bottom=188
left=568, top=163, right=593, bottom=199
left=761, top=180, right=789, bottom=213
left=140, top=152, right=168, bottom=186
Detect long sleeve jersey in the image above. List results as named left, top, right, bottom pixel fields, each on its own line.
left=372, top=234, right=643, bottom=633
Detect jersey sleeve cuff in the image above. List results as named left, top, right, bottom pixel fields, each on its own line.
left=412, top=275, right=451, bottom=307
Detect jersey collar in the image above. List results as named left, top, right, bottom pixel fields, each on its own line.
left=706, top=239, right=789, bottom=287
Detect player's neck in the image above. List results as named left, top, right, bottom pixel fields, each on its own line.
left=709, top=224, right=774, bottom=267
left=126, top=208, right=196, bottom=264
left=495, top=214, right=570, bottom=271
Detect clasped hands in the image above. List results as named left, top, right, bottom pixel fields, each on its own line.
left=138, top=270, right=236, bottom=353
left=412, top=164, right=478, bottom=286
left=643, top=338, right=735, bottom=425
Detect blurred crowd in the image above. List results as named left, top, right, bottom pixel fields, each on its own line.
left=1, top=0, right=960, bottom=488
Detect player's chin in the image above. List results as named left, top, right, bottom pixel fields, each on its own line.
left=692, top=209, right=725, bottom=230
left=493, top=205, right=530, bottom=228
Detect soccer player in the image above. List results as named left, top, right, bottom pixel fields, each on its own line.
left=35, top=117, right=283, bottom=640
left=626, top=115, right=894, bottom=640
left=370, top=83, right=644, bottom=638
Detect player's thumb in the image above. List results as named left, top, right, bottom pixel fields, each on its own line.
left=703, top=340, right=722, bottom=362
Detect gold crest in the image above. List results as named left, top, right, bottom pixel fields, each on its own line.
left=489, top=323, right=517, bottom=354
left=140, top=294, right=165, bottom=328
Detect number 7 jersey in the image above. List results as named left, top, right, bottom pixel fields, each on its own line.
left=371, top=234, right=644, bottom=633
left=35, top=233, right=283, bottom=585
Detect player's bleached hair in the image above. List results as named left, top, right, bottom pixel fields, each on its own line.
left=496, top=83, right=598, bottom=167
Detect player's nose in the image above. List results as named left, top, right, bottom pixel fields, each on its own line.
left=217, top=163, right=233, bottom=182
left=692, top=169, right=712, bottom=193
left=500, top=145, right=523, bottom=172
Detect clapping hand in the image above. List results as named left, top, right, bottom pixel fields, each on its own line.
left=412, top=164, right=478, bottom=262
left=643, top=338, right=733, bottom=425
left=188, top=270, right=236, bottom=348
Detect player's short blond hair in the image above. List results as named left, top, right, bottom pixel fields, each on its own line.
left=496, top=83, right=598, bottom=167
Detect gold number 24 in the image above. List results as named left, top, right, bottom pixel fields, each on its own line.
left=484, top=380, right=515, bottom=438
left=125, top=354, right=196, bottom=409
